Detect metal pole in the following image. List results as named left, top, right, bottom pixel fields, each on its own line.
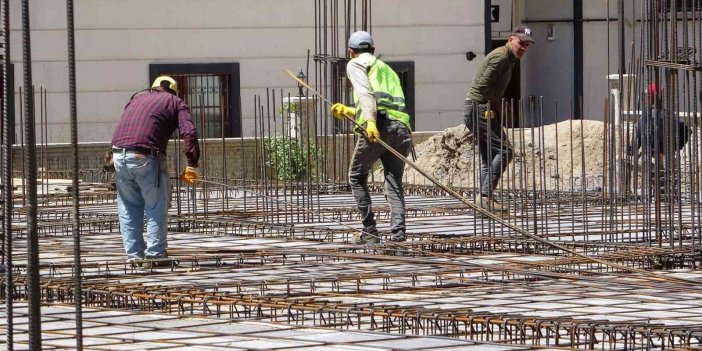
left=66, top=0, right=83, bottom=348
left=20, top=0, right=42, bottom=347
left=2, top=0, right=13, bottom=348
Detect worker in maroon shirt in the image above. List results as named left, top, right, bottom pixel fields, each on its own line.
left=111, top=76, right=200, bottom=268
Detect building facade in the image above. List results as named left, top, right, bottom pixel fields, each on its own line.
left=7, top=0, right=640, bottom=142
left=7, top=0, right=483, bottom=142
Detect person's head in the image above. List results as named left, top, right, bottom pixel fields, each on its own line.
left=645, top=82, right=658, bottom=106
left=507, top=25, right=534, bottom=59
left=151, top=76, right=178, bottom=95
left=644, top=83, right=658, bottom=102
left=347, top=31, right=375, bottom=58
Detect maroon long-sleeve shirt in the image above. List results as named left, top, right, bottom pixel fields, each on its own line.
left=112, top=90, right=200, bottom=167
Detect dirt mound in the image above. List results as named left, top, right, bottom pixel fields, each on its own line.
left=384, top=120, right=613, bottom=190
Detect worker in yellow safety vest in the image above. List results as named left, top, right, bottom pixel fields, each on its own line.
left=331, top=31, right=414, bottom=245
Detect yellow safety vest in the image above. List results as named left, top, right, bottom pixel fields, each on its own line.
left=352, top=56, right=412, bottom=132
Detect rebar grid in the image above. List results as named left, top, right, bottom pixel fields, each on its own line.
left=4, top=263, right=702, bottom=350
left=5, top=191, right=702, bottom=276
left=2, top=1, right=702, bottom=350
left=3, top=221, right=702, bottom=350
left=5, top=304, right=540, bottom=351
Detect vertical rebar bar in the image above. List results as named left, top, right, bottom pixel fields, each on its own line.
left=18, top=87, right=25, bottom=206
left=20, top=0, right=42, bottom=347
left=66, top=0, right=83, bottom=348
left=2, top=0, right=13, bottom=348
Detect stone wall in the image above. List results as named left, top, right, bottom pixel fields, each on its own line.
left=12, top=132, right=437, bottom=183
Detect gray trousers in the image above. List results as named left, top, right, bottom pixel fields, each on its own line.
left=348, top=118, right=413, bottom=234
left=463, top=100, right=513, bottom=197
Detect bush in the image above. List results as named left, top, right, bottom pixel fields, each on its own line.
left=265, top=136, right=324, bottom=181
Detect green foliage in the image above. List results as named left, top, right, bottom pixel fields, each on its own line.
left=265, top=136, right=324, bottom=181
left=279, top=101, right=300, bottom=116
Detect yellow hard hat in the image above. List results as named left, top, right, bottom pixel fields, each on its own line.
left=152, top=76, right=178, bottom=94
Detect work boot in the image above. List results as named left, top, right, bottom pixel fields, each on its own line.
left=127, top=258, right=146, bottom=270
left=474, top=194, right=492, bottom=211
left=388, top=230, right=406, bottom=242
left=144, top=254, right=179, bottom=268
left=474, top=194, right=507, bottom=212
left=490, top=197, right=508, bottom=211
left=353, top=226, right=380, bottom=245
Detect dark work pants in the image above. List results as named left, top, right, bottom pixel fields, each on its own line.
left=463, top=100, right=513, bottom=197
left=348, top=119, right=413, bottom=234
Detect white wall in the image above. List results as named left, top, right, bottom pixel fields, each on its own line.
left=9, top=0, right=486, bottom=142
left=516, top=0, right=575, bottom=126
left=507, top=0, right=648, bottom=124
left=582, top=0, right=642, bottom=121
left=373, top=0, right=485, bottom=131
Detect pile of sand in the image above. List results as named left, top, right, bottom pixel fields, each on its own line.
left=384, top=120, right=619, bottom=190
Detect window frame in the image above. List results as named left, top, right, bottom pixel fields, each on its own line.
left=149, top=63, right=241, bottom=137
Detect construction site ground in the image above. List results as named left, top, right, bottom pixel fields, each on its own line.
left=3, top=179, right=702, bottom=350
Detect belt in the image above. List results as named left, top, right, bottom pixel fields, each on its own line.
left=112, top=147, right=163, bottom=188
left=112, top=147, right=162, bottom=157
left=466, top=99, right=489, bottom=107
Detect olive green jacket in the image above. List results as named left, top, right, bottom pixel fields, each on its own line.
left=467, top=44, right=518, bottom=108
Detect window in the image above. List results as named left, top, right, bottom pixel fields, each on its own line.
left=180, top=74, right=229, bottom=138
left=149, top=63, right=241, bottom=137
left=663, top=0, right=696, bottom=11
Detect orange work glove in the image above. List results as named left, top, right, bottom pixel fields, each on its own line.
left=180, top=166, right=199, bottom=185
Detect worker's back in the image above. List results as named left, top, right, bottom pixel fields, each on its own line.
left=636, top=109, right=691, bottom=156
left=112, top=90, right=188, bottom=153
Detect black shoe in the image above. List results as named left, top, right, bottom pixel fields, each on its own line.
left=353, top=226, right=380, bottom=245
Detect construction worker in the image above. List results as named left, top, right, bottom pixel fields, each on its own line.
left=464, top=25, right=534, bottom=211
left=331, top=31, right=413, bottom=244
left=111, top=76, right=200, bottom=267
left=633, top=83, right=690, bottom=194
left=635, top=83, right=690, bottom=160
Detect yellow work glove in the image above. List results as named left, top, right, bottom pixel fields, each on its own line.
left=330, top=103, right=356, bottom=120
left=365, top=120, right=380, bottom=143
left=180, top=166, right=199, bottom=185
left=483, top=110, right=495, bottom=119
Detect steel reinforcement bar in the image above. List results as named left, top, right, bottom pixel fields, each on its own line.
left=4, top=278, right=702, bottom=350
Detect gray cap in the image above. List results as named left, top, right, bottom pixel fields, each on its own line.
left=348, top=31, right=374, bottom=50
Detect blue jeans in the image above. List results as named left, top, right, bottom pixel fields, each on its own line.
left=113, top=149, right=170, bottom=259
left=463, top=100, right=513, bottom=197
